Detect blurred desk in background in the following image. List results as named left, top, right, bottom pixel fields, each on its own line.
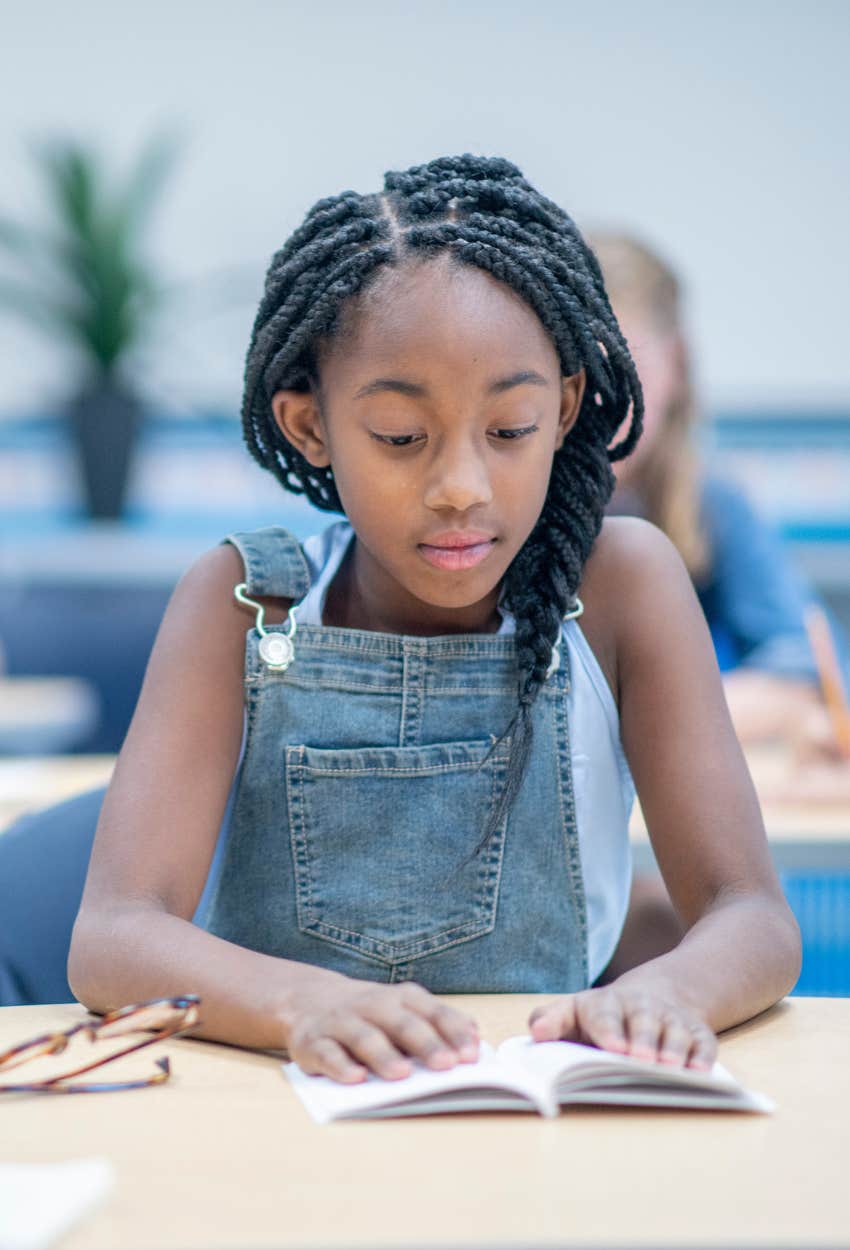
left=630, top=743, right=850, bottom=997
left=0, top=676, right=99, bottom=756
left=0, top=754, right=114, bottom=833
left=631, top=743, right=850, bottom=866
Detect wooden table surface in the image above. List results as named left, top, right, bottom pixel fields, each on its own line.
left=2, top=995, right=848, bottom=1249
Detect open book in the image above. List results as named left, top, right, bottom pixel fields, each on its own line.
left=283, top=1035, right=774, bottom=1124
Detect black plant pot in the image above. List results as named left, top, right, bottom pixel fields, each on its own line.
left=68, top=380, right=142, bottom=519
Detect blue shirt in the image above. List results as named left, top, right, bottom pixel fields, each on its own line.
left=695, top=477, right=817, bottom=681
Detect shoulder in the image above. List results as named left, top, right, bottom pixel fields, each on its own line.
left=578, top=517, right=697, bottom=701
left=584, top=514, right=687, bottom=583
left=161, top=542, right=294, bottom=666
left=176, top=540, right=295, bottom=627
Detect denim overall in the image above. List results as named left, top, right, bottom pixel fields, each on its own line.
left=203, top=526, right=590, bottom=994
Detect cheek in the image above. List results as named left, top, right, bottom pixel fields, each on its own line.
left=327, top=448, right=415, bottom=542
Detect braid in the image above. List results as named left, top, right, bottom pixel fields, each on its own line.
left=241, top=154, right=643, bottom=843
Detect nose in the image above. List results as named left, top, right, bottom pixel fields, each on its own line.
left=423, top=438, right=494, bottom=513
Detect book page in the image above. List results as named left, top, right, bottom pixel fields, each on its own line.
left=496, top=1036, right=774, bottom=1112
left=283, top=1042, right=555, bottom=1124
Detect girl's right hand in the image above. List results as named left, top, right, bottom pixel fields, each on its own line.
left=282, top=970, right=480, bottom=1082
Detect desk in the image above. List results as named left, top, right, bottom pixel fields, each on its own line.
left=630, top=745, right=850, bottom=872
left=0, top=678, right=99, bottom=756
left=1, top=996, right=847, bottom=1249
left=0, top=755, right=115, bottom=833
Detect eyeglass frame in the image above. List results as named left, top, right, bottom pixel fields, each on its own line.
left=0, top=994, right=201, bottom=1094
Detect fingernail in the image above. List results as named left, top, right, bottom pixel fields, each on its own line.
left=342, top=1068, right=368, bottom=1083
left=427, top=1049, right=457, bottom=1068
left=459, top=1040, right=480, bottom=1061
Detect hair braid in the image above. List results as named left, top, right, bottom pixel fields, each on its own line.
left=241, top=154, right=643, bottom=845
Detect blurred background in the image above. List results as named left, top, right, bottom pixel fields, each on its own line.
left=0, top=2, right=848, bottom=994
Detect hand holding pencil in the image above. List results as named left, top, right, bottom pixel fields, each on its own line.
left=804, top=604, right=850, bottom=761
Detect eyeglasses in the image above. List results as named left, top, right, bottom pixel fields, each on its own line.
left=0, top=995, right=201, bottom=1094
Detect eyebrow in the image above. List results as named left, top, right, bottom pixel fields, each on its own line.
left=353, top=370, right=550, bottom=401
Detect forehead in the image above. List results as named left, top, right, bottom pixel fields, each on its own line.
left=318, top=255, right=560, bottom=385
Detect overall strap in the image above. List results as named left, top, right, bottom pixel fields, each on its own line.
left=222, top=526, right=312, bottom=601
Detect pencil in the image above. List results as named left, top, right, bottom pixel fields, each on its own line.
left=804, top=604, right=850, bottom=759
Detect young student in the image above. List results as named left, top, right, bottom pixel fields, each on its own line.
left=589, top=232, right=824, bottom=745
left=583, top=231, right=843, bottom=975
left=69, top=155, right=801, bottom=1084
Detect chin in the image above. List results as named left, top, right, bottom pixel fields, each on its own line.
left=414, top=570, right=505, bottom=611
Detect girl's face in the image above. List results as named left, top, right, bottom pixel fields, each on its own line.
left=272, top=256, right=584, bottom=635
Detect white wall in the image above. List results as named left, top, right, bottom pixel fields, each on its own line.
left=1, top=0, right=849, bottom=416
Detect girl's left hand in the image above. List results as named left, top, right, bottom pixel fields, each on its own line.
left=528, top=983, right=717, bottom=1070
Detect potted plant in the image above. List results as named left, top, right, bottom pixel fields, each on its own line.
left=0, top=134, right=178, bottom=518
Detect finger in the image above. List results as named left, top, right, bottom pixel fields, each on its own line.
left=574, top=994, right=629, bottom=1054
left=528, top=996, right=578, bottom=1042
left=376, top=1007, right=461, bottom=1070
left=334, top=1019, right=412, bottom=1080
left=403, top=989, right=480, bottom=1061
left=295, top=1036, right=368, bottom=1084
left=622, top=1003, right=665, bottom=1063
left=656, top=1016, right=695, bottom=1067
left=684, top=1022, right=717, bottom=1071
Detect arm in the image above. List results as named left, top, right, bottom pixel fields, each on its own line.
left=530, top=519, right=801, bottom=1066
left=699, top=477, right=821, bottom=743
left=68, top=544, right=478, bottom=1081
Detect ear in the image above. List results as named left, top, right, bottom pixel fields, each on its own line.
left=270, top=390, right=331, bottom=468
left=555, top=369, right=586, bottom=449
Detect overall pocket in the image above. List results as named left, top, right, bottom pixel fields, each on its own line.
left=285, top=739, right=507, bottom=965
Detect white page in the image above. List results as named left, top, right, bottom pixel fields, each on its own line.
left=0, top=1158, right=114, bottom=1250
left=497, top=1036, right=774, bottom=1111
left=283, top=1042, right=555, bottom=1124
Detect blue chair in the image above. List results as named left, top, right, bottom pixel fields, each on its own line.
left=0, top=786, right=229, bottom=1005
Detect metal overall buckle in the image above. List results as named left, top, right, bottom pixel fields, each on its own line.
left=545, top=597, right=584, bottom=680
left=233, top=583, right=299, bottom=672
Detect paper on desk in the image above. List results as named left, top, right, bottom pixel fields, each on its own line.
left=0, top=1158, right=114, bottom=1250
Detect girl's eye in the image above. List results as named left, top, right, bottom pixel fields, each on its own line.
left=491, top=424, right=539, bottom=440
left=370, top=432, right=425, bottom=447
left=370, top=424, right=539, bottom=448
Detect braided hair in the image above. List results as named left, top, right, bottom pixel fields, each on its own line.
left=242, top=154, right=643, bottom=846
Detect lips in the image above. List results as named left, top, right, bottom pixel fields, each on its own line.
left=418, top=531, right=497, bottom=571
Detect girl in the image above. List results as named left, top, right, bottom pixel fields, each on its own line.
left=591, top=232, right=824, bottom=744
left=69, top=155, right=800, bottom=1085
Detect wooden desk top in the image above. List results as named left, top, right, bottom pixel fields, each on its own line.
left=1, top=996, right=848, bottom=1249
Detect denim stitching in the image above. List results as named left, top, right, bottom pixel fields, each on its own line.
left=286, top=745, right=317, bottom=932
left=553, top=649, right=589, bottom=987
left=287, top=740, right=508, bottom=962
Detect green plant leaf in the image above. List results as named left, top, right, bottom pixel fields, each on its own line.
left=2, top=133, right=177, bottom=374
